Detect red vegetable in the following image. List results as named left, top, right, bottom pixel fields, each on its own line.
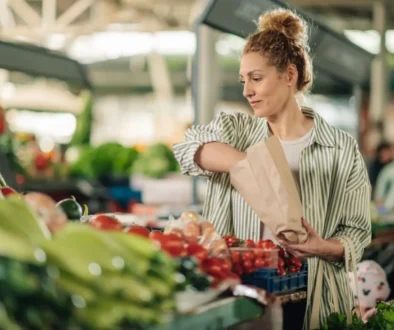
left=90, top=215, right=123, bottom=231
left=126, top=226, right=150, bottom=237
left=0, top=187, right=18, bottom=197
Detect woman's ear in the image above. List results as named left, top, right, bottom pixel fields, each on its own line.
left=286, top=64, right=298, bottom=87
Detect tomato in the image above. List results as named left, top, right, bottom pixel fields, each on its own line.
left=221, top=261, right=231, bottom=273
left=289, top=265, right=298, bottom=273
left=187, top=243, right=208, bottom=263
left=35, top=153, right=48, bottom=170
left=243, top=239, right=255, bottom=248
left=224, top=236, right=239, bottom=247
left=254, top=258, right=267, bottom=269
left=233, top=264, right=243, bottom=276
left=257, top=239, right=276, bottom=249
left=278, top=247, right=286, bottom=258
left=242, top=259, right=253, bottom=273
left=149, top=230, right=164, bottom=240
left=90, top=215, right=123, bottom=231
left=254, top=249, right=265, bottom=258
left=225, top=273, right=241, bottom=284
left=278, top=268, right=286, bottom=276
left=290, top=257, right=302, bottom=268
left=231, top=251, right=241, bottom=264
left=278, top=258, right=285, bottom=269
left=242, top=251, right=254, bottom=261
left=0, top=187, right=18, bottom=197
left=202, top=257, right=225, bottom=278
left=157, top=235, right=186, bottom=257
left=127, top=226, right=150, bottom=237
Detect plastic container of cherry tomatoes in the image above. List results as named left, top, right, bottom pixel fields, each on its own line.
left=230, top=247, right=279, bottom=275
left=241, top=263, right=308, bottom=294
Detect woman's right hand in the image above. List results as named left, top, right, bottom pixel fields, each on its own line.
left=194, top=142, right=246, bottom=173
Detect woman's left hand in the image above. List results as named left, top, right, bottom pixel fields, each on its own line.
left=277, top=218, right=325, bottom=259
left=277, top=218, right=345, bottom=261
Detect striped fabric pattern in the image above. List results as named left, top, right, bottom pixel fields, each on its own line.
left=173, top=108, right=371, bottom=329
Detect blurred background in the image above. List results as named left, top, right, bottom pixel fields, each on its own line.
left=0, top=0, right=393, bottom=222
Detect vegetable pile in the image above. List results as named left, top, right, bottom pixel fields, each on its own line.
left=0, top=195, right=177, bottom=330
left=316, top=301, right=394, bottom=330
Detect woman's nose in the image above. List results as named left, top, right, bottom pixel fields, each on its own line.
left=243, top=81, right=255, bottom=99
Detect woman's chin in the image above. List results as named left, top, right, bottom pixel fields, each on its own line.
left=253, top=108, right=268, bottom=118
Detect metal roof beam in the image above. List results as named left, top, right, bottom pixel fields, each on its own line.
left=56, top=0, right=95, bottom=27
left=8, top=0, right=41, bottom=28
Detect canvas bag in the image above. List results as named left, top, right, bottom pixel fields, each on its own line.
left=230, top=135, right=307, bottom=244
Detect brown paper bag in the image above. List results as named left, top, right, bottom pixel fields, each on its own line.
left=230, top=135, right=307, bottom=243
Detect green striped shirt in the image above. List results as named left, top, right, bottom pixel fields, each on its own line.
left=173, top=107, right=371, bottom=329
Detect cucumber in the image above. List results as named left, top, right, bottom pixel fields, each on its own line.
left=56, top=199, right=83, bottom=221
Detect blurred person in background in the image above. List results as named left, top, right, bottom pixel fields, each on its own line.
left=369, top=141, right=393, bottom=191
left=374, top=153, right=394, bottom=212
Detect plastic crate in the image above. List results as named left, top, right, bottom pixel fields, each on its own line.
left=241, top=263, right=308, bottom=294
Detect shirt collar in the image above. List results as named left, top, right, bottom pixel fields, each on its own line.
left=261, top=107, right=335, bottom=148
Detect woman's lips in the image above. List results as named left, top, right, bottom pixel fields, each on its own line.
left=250, top=100, right=261, bottom=107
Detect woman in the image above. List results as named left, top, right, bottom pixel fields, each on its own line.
left=173, top=9, right=371, bottom=330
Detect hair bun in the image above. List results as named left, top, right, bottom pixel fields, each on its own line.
left=258, top=9, right=308, bottom=48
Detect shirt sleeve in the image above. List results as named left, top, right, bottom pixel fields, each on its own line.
left=172, top=111, right=248, bottom=177
left=331, top=142, right=372, bottom=269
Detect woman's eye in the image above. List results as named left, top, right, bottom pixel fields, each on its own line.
left=239, top=80, right=245, bottom=85
left=252, top=77, right=262, bottom=82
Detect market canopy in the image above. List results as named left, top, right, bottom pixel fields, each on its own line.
left=0, top=41, right=91, bottom=89
left=198, top=0, right=374, bottom=90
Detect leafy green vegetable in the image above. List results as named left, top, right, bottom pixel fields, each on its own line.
left=68, top=143, right=140, bottom=179
left=316, top=301, right=394, bottom=330
left=132, top=143, right=179, bottom=178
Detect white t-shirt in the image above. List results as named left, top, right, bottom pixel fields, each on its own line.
left=262, top=129, right=313, bottom=241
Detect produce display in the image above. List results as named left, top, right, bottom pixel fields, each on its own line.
left=0, top=193, right=177, bottom=330
left=87, top=210, right=240, bottom=289
left=67, top=142, right=179, bottom=180
left=0, top=179, right=314, bottom=330
left=67, top=142, right=139, bottom=179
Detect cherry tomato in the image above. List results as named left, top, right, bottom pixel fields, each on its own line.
left=231, top=251, right=241, bottom=264
left=233, top=264, right=243, bottom=276
left=278, top=258, right=285, bottom=269
left=279, top=247, right=286, bottom=258
left=202, top=257, right=225, bottom=278
left=90, top=215, right=123, bottom=231
left=254, top=249, right=265, bottom=258
left=149, top=230, right=164, bottom=240
left=225, top=273, right=241, bottom=284
left=126, top=225, right=150, bottom=237
left=257, top=239, right=275, bottom=249
left=254, top=258, right=267, bottom=269
left=290, top=257, right=302, bottom=268
left=242, top=251, right=254, bottom=261
left=221, top=261, right=231, bottom=273
left=242, top=259, right=253, bottom=273
left=278, top=268, right=287, bottom=276
left=187, top=243, right=208, bottom=263
left=243, top=239, right=255, bottom=248
left=289, top=266, right=298, bottom=273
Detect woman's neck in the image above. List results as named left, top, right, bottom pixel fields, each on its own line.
left=267, top=99, right=314, bottom=141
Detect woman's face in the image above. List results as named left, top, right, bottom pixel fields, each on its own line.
left=239, top=52, right=296, bottom=118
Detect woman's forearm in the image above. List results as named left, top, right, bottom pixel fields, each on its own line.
left=194, top=142, right=246, bottom=173
left=319, top=239, right=345, bottom=262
